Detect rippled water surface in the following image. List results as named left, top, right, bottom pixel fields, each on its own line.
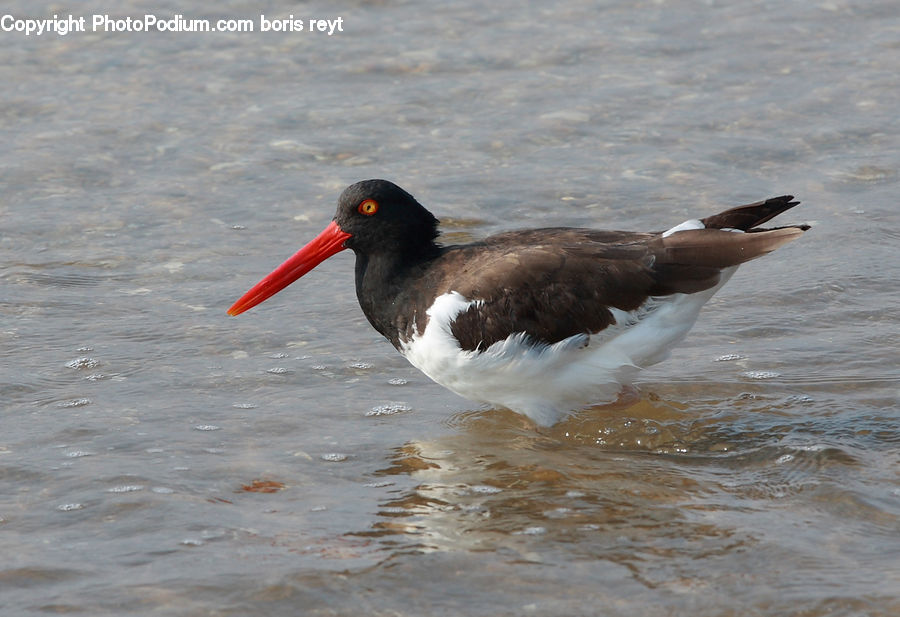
left=2, top=0, right=899, bottom=615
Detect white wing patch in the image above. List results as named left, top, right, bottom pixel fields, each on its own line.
left=662, top=218, right=705, bottom=238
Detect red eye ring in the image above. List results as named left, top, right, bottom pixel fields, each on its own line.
left=357, top=199, right=379, bottom=216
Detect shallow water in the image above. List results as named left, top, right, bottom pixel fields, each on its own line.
left=2, top=0, right=899, bottom=615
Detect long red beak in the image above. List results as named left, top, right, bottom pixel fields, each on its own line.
left=227, top=220, right=352, bottom=316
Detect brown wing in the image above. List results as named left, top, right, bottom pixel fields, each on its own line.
left=395, top=199, right=808, bottom=352
left=446, top=237, right=659, bottom=350
left=447, top=226, right=804, bottom=351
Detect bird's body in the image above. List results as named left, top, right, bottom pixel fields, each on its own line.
left=229, top=180, right=809, bottom=426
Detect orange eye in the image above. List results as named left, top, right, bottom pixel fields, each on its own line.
left=357, top=199, right=379, bottom=216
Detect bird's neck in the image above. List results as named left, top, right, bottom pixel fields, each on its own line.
left=353, top=245, right=442, bottom=348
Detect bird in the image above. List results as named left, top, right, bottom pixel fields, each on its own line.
left=228, top=179, right=809, bottom=426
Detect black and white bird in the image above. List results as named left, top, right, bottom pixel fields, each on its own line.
left=229, top=179, right=809, bottom=426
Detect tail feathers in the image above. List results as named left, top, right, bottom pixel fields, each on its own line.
left=660, top=226, right=807, bottom=269
left=701, top=195, right=800, bottom=231
left=650, top=197, right=809, bottom=297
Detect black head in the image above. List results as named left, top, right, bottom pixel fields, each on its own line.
left=334, top=179, right=440, bottom=257
left=226, top=179, right=440, bottom=316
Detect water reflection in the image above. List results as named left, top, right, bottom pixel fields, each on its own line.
left=357, top=390, right=891, bottom=596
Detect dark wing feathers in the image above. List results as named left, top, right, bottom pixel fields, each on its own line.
left=446, top=242, right=657, bottom=350
left=402, top=198, right=807, bottom=352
